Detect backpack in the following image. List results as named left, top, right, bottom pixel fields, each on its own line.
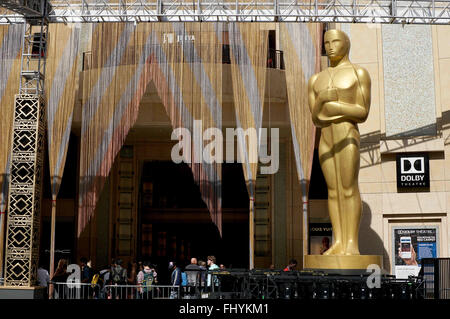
left=181, top=272, right=187, bottom=287
left=142, top=271, right=154, bottom=293
left=111, top=266, right=126, bottom=284
left=91, top=273, right=99, bottom=288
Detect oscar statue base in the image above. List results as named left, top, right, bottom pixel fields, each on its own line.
left=304, top=255, right=383, bottom=275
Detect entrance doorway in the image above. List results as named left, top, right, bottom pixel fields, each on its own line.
left=137, top=161, right=249, bottom=284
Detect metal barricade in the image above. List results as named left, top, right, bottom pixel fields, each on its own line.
left=49, top=282, right=97, bottom=299
left=48, top=282, right=181, bottom=300
left=104, top=284, right=181, bottom=300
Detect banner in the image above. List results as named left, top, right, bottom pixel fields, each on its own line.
left=309, top=223, right=332, bottom=255
left=392, top=227, right=438, bottom=279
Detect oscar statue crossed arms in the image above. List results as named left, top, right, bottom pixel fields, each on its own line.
left=308, top=29, right=371, bottom=256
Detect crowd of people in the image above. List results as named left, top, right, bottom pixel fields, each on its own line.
left=41, top=255, right=230, bottom=299
left=38, top=255, right=298, bottom=299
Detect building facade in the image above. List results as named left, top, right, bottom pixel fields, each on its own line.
left=1, top=20, right=449, bottom=283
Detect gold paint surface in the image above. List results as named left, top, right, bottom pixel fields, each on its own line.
left=304, top=255, right=383, bottom=270
left=307, top=29, right=372, bottom=256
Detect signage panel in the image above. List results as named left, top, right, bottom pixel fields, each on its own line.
left=396, top=153, right=429, bottom=188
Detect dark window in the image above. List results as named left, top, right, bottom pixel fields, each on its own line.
left=308, top=149, right=328, bottom=199
left=43, top=133, right=78, bottom=199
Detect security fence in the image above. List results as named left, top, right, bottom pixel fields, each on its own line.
left=422, top=258, right=450, bottom=299
left=49, top=282, right=182, bottom=300
left=42, top=268, right=426, bottom=300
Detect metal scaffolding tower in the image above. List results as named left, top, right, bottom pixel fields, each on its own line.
left=2, top=1, right=450, bottom=24
left=1, top=0, right=48, bottom=287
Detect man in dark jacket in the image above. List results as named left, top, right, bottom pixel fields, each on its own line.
left=185, top=258, right=201, bottom=297
left=169, top=261, right=181, bottom=298
left=80, top=257, right=93, bottom=299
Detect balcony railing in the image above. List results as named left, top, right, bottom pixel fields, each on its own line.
left=82, top=46, right=284, bottom=71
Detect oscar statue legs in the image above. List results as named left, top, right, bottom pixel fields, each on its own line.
left=318, top=123, right=361, bottom=256
left=338, top=125, right=361, bottom=255
left=318, top=133, right=344, bottom=255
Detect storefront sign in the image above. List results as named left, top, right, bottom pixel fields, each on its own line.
left=392, top=227, right=438, bottom=279
left=396, top=153, right=429, bottom=188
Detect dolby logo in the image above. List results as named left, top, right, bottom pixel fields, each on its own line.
left=396, top=153, right=429, bottom=189
left=400, top=157, right=424, bottom=174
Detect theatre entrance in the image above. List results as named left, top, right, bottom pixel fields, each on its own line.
left=137, top=161, right=249, bottom=283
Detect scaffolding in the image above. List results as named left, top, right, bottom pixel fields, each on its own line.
left=1, top=0, right=48, bottom=286
left=0, top=1, right=449, bottom=24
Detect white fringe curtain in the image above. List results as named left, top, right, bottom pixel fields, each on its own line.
left=149, top=23, right=224, bottom=235
left=280, top=23, right=322, bottom=256
left=0, top=24, right=23, bottom=215
left=228, top=23, right=268, bottom=269
left=78, top=23, right=224, bottom=236
left=46, top=23, right=81, bottom=201
left=79, top=23, right=153, bottom=237
left=228, top=23, right=268, bottom=200
left=45, top=23, right=81, bottom=278
left=0, top=24, right=23, bottom=275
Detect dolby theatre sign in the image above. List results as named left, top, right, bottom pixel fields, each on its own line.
left=396, top=153, right=430, bottom=188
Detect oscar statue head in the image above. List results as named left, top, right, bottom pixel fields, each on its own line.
left=324, top=29, right=350, bottom=64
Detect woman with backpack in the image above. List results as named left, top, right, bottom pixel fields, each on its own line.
left=110, top=259, right=127, bottom=299
left=137, top=262, right=157, bottom=299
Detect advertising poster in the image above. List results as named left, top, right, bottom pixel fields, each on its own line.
left=392, top=227, right=438, bottom=279
left=309, top=223, right=333, bottom=255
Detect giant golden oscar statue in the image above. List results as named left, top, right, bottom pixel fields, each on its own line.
left=305, top=29, right=382, bottom=270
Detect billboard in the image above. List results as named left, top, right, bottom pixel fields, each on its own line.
left=392, top=227, right=438, bottom=279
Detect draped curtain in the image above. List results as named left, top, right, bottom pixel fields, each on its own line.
left=0, top=23, right=23, bottom=275
left=45, top=23, right=82, bottom=276
left=79, top=23, right=154, bottom=237
left=0, top=24, right=23, bottom=215
left=45, top=23, right=81, bottom=201
left=228, top=23, right=268, bottom=268
left=228, top=23, right=268, bottom=200
left=280, top=23, right=322, bottom=255
left=280, top=23, right=321, bottom=199
left=149, top=23, right=224, bottom=235
left=78, top=23, right=224, bottom=236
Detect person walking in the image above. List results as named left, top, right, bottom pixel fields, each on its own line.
left=110, top=259, right=127, bottom=299
left=185, top=258, right=201, bottom=298
left=80, top=257, right=93, bottom=298
left=37, top=262, right=50, bottom=299
left=207, top=256, right=219, bottom=291
left=50, top=259, right=70, bottom=299
left=283, top=259, right=298, bottom=271
left=198, top=260, right=207, bottom=290
left=169, top=261, right=181, bottom=299
left=185, top=258, right=200, bottom=284
left=138, top=262, right=156, bottom=299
